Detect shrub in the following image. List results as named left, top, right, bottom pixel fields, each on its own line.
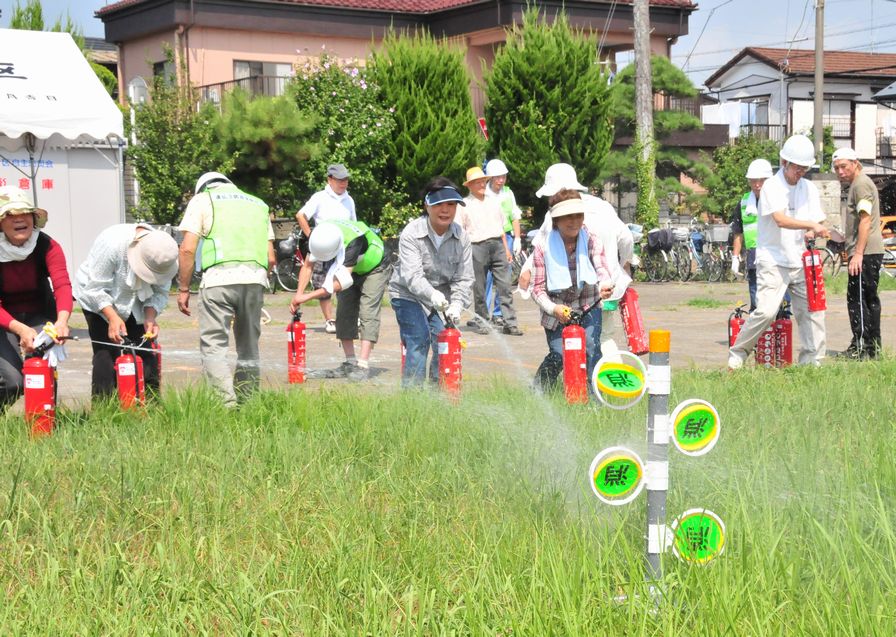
left=484, top=8, right=614, bottom=211
left=216, top=90, right=320, bottom=214
left=369, top=31, right=485, bottom=201
left=289, top=53, right=399, bottom=225
left=702, top=135, right=781, bottom=218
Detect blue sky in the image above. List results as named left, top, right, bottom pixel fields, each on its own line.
left=8, top=0, right=896, bottom=90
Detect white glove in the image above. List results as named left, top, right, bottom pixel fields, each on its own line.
left=512, top=237, right=522, bottom=256
left=731, top=255, right=741, bottom=276
left=514, top=286, right=531, bottom=301
left=430, top=290, right=449, bottom=311
left=445, top=303, right=462, bottom=324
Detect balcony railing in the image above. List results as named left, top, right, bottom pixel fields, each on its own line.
left=197, top=75, right=293, bottom=104
left=822, top=116, right=851, bottom=138
left=739, top=124, right=786, bottom=142
left=654, top=93, right=702, bottom=118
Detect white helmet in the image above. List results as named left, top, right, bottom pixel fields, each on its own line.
left=745, top=159, right=773, bottom=179
left=194, top=171, right=231, bottom=194
left=779, top=134, right=816, bottom=168
left=485, top=159, right=509, bottom=177
left=309, top=222, right=343, bottom=261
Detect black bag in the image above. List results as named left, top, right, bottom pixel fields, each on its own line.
left=646, top=228, right=673, bottom=253
left=534, top=352, right=563, bottom=392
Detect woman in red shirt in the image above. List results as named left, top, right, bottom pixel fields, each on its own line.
left=0, top=187, right=73, bottom=410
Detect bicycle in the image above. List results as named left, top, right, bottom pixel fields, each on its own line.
left=642, top=228, right=676, bottom=282
left=820, top=226, right=847, bottom=279
left=274, top=226, right=305, bottom=292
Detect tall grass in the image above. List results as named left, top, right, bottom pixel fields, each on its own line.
left=1, top=361, right=895, bottom=633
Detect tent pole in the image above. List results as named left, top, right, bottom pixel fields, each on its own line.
left=25, top=133, right=38, bottom=206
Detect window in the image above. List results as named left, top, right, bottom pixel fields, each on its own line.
left=233, top=60, right=293, bottom=96
left=152, top=60, right=175, bottom=85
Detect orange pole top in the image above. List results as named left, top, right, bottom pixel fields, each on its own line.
left=649, top=329, right=671, bottom=353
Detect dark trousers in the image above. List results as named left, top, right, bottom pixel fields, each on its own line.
left=83, top=310, right=160, bottom=399
left=472, top=238, right=517, bottom=327
left=0, top=312, right=52, bottom=410
left=846, top=254, right=883, bottom=355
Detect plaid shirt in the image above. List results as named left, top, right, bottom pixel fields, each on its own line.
left=531, top=230, right=611, bottom=330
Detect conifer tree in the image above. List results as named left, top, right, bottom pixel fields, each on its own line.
left=601, top=55, right=712, bottom=222
left=484, top=8, right=614, bottom=208
left=216, top=90, right=320, bottom=213
left=369, top=31, right=485, bottom=198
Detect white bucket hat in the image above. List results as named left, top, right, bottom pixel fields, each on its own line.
left=127, top=229, right=179, bottom=285
left=536, top=163, right=587, bottom=198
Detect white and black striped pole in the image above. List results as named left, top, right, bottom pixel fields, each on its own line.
left=645, top=329, right=671, bottom=581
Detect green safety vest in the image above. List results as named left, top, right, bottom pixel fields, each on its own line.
left=329, top=219, right=384, bottom=276
left=200, top=184, right=270, bottom=270
left=497, top=187, right=515, bottom=233
left=739, top=192, right=758, bottom=250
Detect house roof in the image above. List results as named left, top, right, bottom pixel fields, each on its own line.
left=705, top=46, right=896, bottom=87
left=96, top=0, right=695, bottom=17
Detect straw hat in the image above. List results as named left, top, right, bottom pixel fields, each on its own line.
left=0, top=186, right=48, bottom=228
left=463, top=166, right=488, bottom=185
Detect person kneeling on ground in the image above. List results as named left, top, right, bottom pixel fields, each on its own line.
left=531, top=189, right=613, bottom=389
left=75, top=224, right=179, bottom=400
left=290, top=219, right=392, bottom=381
left=0, top=187, right=72, bottom=411
left=389, top=177, right=474, bottom=387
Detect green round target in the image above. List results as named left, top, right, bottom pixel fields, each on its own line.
left=588, top=447, right=645, bottom=505
left=671, top=509, right=726, bottom=564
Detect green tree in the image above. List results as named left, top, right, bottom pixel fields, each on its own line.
left=216, top=90, right=320, bottom=214
left=484, top=8, right=614, bottom=211
left=369, top=30, right=485, bottom=201
left=702, top=135, right=780, bottom=218
left=289, top=53, right=400, bottom=226
left=128, top=72, right=230, bottom=225
left=9, top=0, right=117, bottom=97
left=601, top=55, right=712, bottom=224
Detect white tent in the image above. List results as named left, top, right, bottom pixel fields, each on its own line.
left=0, top=28, right=125, bottom=273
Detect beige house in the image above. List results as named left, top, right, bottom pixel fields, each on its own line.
left=97, top=0, right=696, bottom=113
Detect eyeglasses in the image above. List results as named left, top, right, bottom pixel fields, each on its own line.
left=786, top=163, right=810, bottom=175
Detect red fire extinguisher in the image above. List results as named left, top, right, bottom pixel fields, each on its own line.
left=287, top=310, right=306, bottom=384
left=23, top=352, right=56, bottom=437
left=562, top=307, right=590, bottom=405
left=619, top=287, right=649, bottom=355
left=755, top=325, right=776, bottom=367
left=115, top=341, right=146, bottom=410
left=728, top=304, right=747, bottom=347
left=773, top=304, right=793, bottom=368
left=437, top=314, right=462, bottom=400
left=803, top=239, right=827, bottom=312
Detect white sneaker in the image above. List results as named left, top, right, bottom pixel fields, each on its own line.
left=727, top=352, right=745, bottom=370
left=324, top=319, right=336, bottom=334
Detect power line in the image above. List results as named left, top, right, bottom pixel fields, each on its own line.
left=682, top=0, right=735, bottom=71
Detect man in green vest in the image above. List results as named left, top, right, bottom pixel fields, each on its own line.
left=289, top=219, right=392, bottom=381
left=177, top=172, right=276, bottom=407
left=729, top=159, right=772, bottom=311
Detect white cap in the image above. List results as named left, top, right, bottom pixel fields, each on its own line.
left=831, top=147, right=858, bottom=164
left=485, top=159, right=509, bottom=177
left=535, top=163, right=587, bottom=198
left=745, top=159, right=773, bottom=179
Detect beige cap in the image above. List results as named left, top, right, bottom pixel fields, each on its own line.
left=0, top=186, right=48, bottom=228
left=549, top=198, right=586, bottom=218
left=464, top=166, right=488, bottom=185
left=127, top=229, right=179, bottom=286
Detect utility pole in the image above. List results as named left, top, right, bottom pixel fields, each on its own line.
left=633, top=0, right=658, bottom=226
left=813, top=0, right=825, bottom=167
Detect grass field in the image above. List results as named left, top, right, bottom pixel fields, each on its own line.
left=1, top=360, right=895, bottom=634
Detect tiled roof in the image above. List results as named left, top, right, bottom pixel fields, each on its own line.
left=97, top=0, right=695, bottom=17
left=707, top=46, right=896, bottom=85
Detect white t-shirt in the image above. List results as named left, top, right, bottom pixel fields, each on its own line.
left=756, top=170, right=825, bottom=268
left=298, top=186, right=356, bottom=224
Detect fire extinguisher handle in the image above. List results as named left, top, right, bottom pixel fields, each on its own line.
left=292, top=310, right=302, bottom=322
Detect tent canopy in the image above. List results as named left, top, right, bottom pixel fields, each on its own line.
left=0, top=28, right=123, bottom=146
